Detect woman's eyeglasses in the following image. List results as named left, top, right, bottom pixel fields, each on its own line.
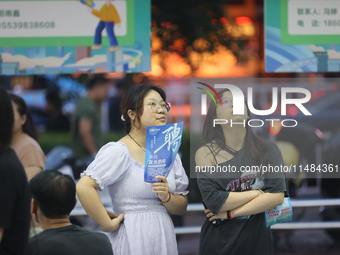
left=220, top=97, right=232, bottom=107
left=145, top=102, right=171, bottom=113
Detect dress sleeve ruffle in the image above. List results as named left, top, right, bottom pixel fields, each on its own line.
left=81, top=142, right=131, bottom=191
left=172, top=154, right=189, bottom=196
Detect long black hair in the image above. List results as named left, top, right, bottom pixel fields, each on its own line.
left=0, top=87, right=14, bottom=153
left=202, top=89, right=269, bottom=166
left=9, top=93, right=38, bottom=141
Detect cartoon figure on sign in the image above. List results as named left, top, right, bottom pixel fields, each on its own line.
left=88, top=0, right=121, bottom=52
left=80, top=0, right=95, bottom=8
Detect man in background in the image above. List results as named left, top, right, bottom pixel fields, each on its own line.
left=108, top=78, right=125, bottom=132
left=28, top=170, right=113, bottom=255
left=45, top=86, right=70, bottom=132
left=70, top=75, right=110, bottom=161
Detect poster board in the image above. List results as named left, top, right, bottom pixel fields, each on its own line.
left=0, top=0, right=150, bottom=74
left=265, top=0, right=340, bottom=73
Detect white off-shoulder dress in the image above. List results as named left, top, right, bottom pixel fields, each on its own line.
left=82, top=142, right=189, bottom=255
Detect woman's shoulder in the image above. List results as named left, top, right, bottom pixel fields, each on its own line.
left=257, top=137, right=280, bottom=150
left=196, top=142, right=222, bottom=157
left=255, top=136, right=283, bottom=157
left=89, top=141, right=131, bottom=170
left=196, top=142, right=218, bottom=153
left=15, top=133, right=42, bottom=152
left=83, top=142, right=131, bottom=188
left=195, top=143, right=217, bottom=166
left=196, top=144, right=212, bottom=158
left=98, top=141, right=129, bottom=154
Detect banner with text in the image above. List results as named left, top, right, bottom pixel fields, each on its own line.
left=265, top=0, right=340, bottom=73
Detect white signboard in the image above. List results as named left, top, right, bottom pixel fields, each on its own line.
left=0, top=1, right=127, bottom=38
left=288, top=0, right=340, bottom=35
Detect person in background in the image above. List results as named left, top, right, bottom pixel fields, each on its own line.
left=77, top=85, right=189, bottom=255
left=108, top=78, right=126, bottom=132
left=28, top=170, right=113, bottom=255
left=70, top=75, right=110, bottom=162
left=45, top=86, right=70, bottom=132
left=9, top=93, right=46, bottom=237
left=9, top=93, right=46, bottom=181
left=0, top=86, right=31, bottom=255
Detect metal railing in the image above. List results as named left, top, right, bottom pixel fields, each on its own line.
left=71, top=199, right=340, bottom=234
left=175, top=199, right=340, bottom=234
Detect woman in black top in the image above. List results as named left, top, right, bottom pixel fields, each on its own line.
left=0, top=87, right=31, bottom=255
left=196, top=88, right=287, bottom=255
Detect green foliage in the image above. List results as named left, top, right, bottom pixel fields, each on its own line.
left=39, top=132, right=71, bottom=153
left=102, top=132, right=126, bottom=144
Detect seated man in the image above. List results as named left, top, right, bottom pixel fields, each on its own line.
left=28, top=170, right=113, bottom=255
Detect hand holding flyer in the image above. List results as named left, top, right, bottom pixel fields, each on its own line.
left=144, top=122, right=184, bottom=183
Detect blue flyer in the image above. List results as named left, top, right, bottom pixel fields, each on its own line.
left=265, top=197, right=293, bottom=228
left=144, top=121, right=184, bottom=183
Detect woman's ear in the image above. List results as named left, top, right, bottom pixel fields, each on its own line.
left=31, top=199, right=39, bottom=223
left=21, top=114, right=27, bottom=125
left=127, top=110, right=135, bottom=120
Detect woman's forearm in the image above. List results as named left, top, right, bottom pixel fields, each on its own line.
left=218, top=190, right=261, bottom=212
left=162, top=194, right=188, bottom=215
left=76, top=181, right=114, bottom=232
left=231, top=192, right=284, bottom=218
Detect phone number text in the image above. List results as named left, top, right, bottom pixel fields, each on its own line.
left=0, top=21, right=55, bottom=29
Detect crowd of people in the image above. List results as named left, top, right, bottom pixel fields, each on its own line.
left=0, top=78, right=287, bottom=255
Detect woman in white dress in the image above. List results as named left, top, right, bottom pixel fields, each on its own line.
left=76, top=85, right=189, bottom=255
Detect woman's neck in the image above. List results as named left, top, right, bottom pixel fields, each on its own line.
left=221, top=126, right=246, bottom=151
left=11, top=130, right=23, bottom=144
left=41, top=217, right=72, bottom=231
left=129, top=129, right=146, bottom=148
